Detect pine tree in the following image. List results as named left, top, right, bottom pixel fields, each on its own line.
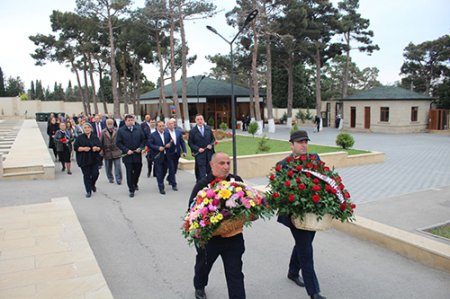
left=0, top=67, right=5, bottom=96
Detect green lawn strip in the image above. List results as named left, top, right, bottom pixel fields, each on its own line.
left=183, top=135, right=369, bottom=160
left=428, top=224, right=450, bottom=239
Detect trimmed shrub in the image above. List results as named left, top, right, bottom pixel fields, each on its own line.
left=257, top=135, right=271, bottom=153
left=290, top=122, right=299, bottom=134
left=219, top=122, right=228, bottom=131
left=248, top=121, right=259, bottom=137
left=336, top=133, right=355, bottom=149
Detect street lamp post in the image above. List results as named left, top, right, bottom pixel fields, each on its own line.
left=206, top=9, right=258, bottom=176
left=194, top=75, right=206, bottom=104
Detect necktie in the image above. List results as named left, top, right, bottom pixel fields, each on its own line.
left=97, top=124, right=101, bottom=138
left=200, top=126, right=204, bottom=136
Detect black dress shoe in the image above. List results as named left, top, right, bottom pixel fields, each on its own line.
left=288, top=274, right=305, bottom=287
left=159, top=190, right=166, bottom=195
left=135, top=185, right=139, bottom=191
left=172, top=186, right=178, bottom=191
left=129, top=192, right=134, bottom=198
left=92, top=186, right=97, bottom=192
left=195, top=289, right=206, bottom=299
left=86, top=192, right=91, bottom=198
left=311, top=293, right=327, bottom=299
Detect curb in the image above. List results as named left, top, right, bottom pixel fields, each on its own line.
left=333, top=216, right=450, bottom=273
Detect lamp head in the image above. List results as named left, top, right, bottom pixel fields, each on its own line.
left=206, top=25, right=218, bottom=34
left=243, top=9, right=258, bottom=27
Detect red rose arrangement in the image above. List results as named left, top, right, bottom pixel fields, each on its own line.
left=267, top=154, right=355, bottom=222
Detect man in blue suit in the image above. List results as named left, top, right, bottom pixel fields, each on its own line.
left=148, top=121, right=171, bottom=195
left=188, top=114, right=215, bottom=181
left=165, top=118, right=187, bottom=191
left=91, top=115, right=105, bottom=139
left=116, top=114, right=146, bottom=198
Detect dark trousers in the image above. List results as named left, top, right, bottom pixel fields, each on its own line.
left=154, top=159, right=168, bottom=191
left=288, top=228, right=320, bottom=296
left=194, top=234, right=246, bottom=299
left=124, top=162, right=142, bottom=193
left=81, top=164, right=99, bottom=193
left=195, top=162, right=211, bottom=182
left=166, top=155, right=179, bottom=187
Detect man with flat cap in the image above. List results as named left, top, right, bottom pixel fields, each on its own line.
left=277, top=130, right=327, bottom=299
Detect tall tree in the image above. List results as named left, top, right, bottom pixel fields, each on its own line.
left=400, top=35, right=450, bottom=96
left=76, top=0, right=131, bottom=118
left=5, top=76, right=25, bottom=97
left=338, top=0, right=379, bottom=98
left=169, top=0, right=182, bottom=124
left=0, top=67, right=5, bottom=96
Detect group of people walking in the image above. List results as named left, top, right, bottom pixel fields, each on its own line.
left=47, top=112, right=217, bottom=199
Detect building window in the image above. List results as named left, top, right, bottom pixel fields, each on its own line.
left=380, top=107, right=389, bottom=122
left=411, top=106, right=418, bottom=122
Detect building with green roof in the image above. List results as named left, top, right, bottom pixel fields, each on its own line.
left=140, top=76, right=264, bottom=128
left=323, top=86, right=434, bottom=133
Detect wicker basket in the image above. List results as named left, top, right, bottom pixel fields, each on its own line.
left=291, top=213, right=333, bottom=231
left=212, top=216, right=246, bottom=238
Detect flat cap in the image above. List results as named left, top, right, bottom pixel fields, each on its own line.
left=289, top=130, right=310, bottom=142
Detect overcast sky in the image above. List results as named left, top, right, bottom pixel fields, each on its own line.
left=0, top=0, right=449, bottom=91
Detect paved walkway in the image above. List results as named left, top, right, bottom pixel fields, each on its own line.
left=0, top=122, right=449, bottom=298
left=0, top=197, right=112, bottom=299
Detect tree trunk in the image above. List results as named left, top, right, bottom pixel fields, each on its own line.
left=97, top=63, right=108, bottom=114
left=156, top=33, right=169, bottom=120
left=121, top=54, right=130, bottom=115
left=71, top=61, right=88, bottom=115
left=265, top=33, right=275, bottom=133
left=169, top=0, right=182, bottom=124
left=82, top=60, right=91, bottom=115
left=107, top=7, right=120, bottom=118
left=315, top=44, right=322, bottom=119
left=251, top=0, right=262, bottom=134
left=87, top=52, right=99, bottom=114
left=179, top=2, right=190, bottom=130
left=342, top=32, right=350, bottom=98
left=287, top=52, right=294, bottom=128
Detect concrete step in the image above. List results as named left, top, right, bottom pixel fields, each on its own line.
left=1, top=170, right=46, bottom=180
left=3, top=165, right=44, bottom=174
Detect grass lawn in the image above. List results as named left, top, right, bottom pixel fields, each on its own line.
left=428, top=224, right=450, bottom=239
left=182, top=135, right=370, bottom=160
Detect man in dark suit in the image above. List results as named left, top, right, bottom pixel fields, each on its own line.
left=188, top=114, right=215, bottom=181
left=148, top=121, right=171, bottom=195
left=116, top=114, right=146, bottom=198
left=91, top=115, right=104, bottom=139
left=188, top=152, right=246, bottom=299
left=142, top=116, right=157, bottom=177
left=165, top=118, right=187, bottom=191
left=277, top=130, right=326, bottom=299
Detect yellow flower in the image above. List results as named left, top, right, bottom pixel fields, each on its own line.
left=210, top=216, right=218, bottom=224
left=217, top=213, right=224, bottom=221
left=250, top=200, right=256, bottom=207
left=203, top=198, right=209, bottom=205
left=219, top=189, right=232, bottom=199
left=235, top=187, right=242, bottom=192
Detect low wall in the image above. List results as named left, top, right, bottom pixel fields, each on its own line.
left=179, top=150, right=384, bottom=179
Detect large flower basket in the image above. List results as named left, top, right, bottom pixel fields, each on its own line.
left=291, top=213, right=333, bottom=231
left=182, top=179, right=271, bottom=248
left=267, top=154, right=356, bottom=228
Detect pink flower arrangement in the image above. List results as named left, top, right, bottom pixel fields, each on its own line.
left=182, top=179, right=271, bottom=247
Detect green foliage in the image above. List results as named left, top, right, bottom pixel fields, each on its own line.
left=248, top=121, right=259, bottom=137
left=280, top=112, right=288, bottom=124
left=336, top=133, right=355, bottom=149
left=0, top=67, right=5, bottom=97
left=290, top=122, right=299, bottom=134
left=219, top=122, right=228, bottom=131
left=296, top=110, right=306, bottom=123
left=256, top=135, right=271, bottom=153
left=207, top=116, right=214, bottom=127
left=5, top=76, right=25, bottom=97
left=305, top=108, right=313, bottom=120
left=19, top=93, right=28, bottom=101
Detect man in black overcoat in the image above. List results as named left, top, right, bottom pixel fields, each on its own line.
left=148, top=121, right=171, bottom=194
left=188, top=114, right=215, bottom=181
left=116, top=114, right=146, bottom=197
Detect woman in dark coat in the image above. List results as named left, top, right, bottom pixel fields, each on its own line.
left=54, top=122, right=74, bottom=174
left=73, top=123, right=102, bottom=198
left=47, top=117, right=59, bottom=161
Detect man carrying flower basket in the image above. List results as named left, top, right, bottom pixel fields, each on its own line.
left=267, top=130, right=356, bottom=299
left=184, top=152, right=269, bottom=299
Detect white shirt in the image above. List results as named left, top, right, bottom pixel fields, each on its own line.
left=169, top=129, right=176, bottom=145
left=159, top=131, right=165, bottom=144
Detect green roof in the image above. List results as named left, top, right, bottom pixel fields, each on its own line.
left=140, top=76, right=254, bottom=100
left=341, top=86, right=433, bottom=101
